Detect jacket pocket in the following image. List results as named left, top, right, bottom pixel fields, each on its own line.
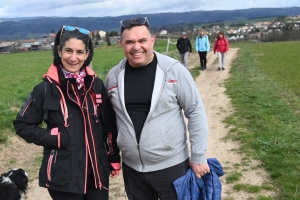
left=46, top=149, right=71, bottom=186
left=18, top=94, right=35, bottom=118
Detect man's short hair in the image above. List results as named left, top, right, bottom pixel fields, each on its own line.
left=120, top=17, right=151, bottom=35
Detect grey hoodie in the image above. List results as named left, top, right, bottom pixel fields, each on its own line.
left=105, top=51, right=208, bottom=172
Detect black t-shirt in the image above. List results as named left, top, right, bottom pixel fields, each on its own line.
left=124, top=55, right=157, bottom=143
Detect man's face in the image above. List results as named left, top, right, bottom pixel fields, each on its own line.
left=182, top=35, right=186, bottom=39
left=120, top=26, right=156, bottom=68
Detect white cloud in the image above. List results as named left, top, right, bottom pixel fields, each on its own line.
left=0, top=0, right=299, bottom=18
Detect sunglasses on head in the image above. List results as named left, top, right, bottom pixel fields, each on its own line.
left=120, top=17, right=149, bottom=28
left=60, top=26, right=90, bottom=40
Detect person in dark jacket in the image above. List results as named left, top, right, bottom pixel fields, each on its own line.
left=13, top=26, right=120, bottom=200
left=176, top=32, right=192, bottom=69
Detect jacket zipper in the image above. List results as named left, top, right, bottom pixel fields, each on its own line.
left=68, top=76, right=100, bottom=193
left=46, top=150, right=57, bottom=187
left=137, top=144, right=144, bottom=168
left=20, top=98, right=35, bottom=117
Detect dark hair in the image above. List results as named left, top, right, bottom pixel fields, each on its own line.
left=53, top=27, right=94, bottom=67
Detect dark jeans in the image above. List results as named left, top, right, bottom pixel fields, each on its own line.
left=123, top=159, right=189, bottom=200
left=47, top=175, right=108, bottom=200
left=198, top=51, right=207, bottom=68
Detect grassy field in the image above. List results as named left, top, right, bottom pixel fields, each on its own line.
left=225, top=41, right=300, bottom=199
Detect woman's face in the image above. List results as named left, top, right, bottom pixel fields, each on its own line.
left=200, top=31, right=204, bottom=36
left=58, top=38, right=89, bottom=74
left=218, top=34, right=224, bottom=39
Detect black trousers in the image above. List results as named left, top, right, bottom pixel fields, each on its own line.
left=123, top=159, right=189, bottom=200
left=198, top=51, right=207, bottom=68
left=47, top=175, right=108, bottom=200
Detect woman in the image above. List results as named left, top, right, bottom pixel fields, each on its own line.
left=13, top=26, right=120, bottom=200
left=213, top=31, right=229, bottom=70
left=195, top=29, right=210, bottom=70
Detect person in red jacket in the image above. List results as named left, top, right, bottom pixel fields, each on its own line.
left=213, top=31, right=229, bottom=70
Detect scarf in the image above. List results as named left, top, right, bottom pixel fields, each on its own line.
left=61, top=67, right=86, bottom=89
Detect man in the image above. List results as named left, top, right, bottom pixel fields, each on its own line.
left=105, top=17, right=210, bottom=200
left=176, top=32, right=192, bottom=69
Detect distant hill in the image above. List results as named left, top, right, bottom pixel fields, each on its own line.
left=1, top=7, right=300, bottom=40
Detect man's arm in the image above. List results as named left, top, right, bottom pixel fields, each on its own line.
left=175, top=64, right=208, bottom=165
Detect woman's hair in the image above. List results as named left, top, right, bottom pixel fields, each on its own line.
left=200, top=29, right=206, bottom=34
left=53, top=27, right=94, bottom=67
left=218, top=31, right=225, bottom=37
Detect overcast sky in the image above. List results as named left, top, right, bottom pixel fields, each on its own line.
left=0, top=0, right=299, bottom=19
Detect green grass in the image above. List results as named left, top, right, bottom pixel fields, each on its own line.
left=234, top=183, right=261, bottom=193
left=189, top=66, right=200, bottom=80
left=226, top=172, right=242, bottom=184
left=0, top=51, right=53, bottom=135
left=224, top=42, right=300, bottom=199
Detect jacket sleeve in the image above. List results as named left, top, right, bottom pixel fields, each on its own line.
left=13, top=82, right=61, bottom=148
left=188, top=39, right=192, bottom=53
left=176, top=38, right=180, bottom=51
left=98, top=79, right=121, bottom=169
left=195, top=37, right=198, bottom=52
left=213, top=40, right=217, bottom=53
left=206, top=36, right=210, bottom=52
left=176, top=65, right=208, bottom=164
left=225, top=39, right=229, bottom=52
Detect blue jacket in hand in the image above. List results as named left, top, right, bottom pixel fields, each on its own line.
left=173, top=158, right=224, bottom=200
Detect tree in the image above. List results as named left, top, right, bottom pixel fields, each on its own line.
left=51, top=29, right=55, bottom=33
left=96, top=30, right=101, bottom=42
left=109, top=31, right=119, bottom=37
left=106, top=33, right=111, bottom=46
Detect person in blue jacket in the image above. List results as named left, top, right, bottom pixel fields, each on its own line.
left=195, top=30, right=210, bottom=71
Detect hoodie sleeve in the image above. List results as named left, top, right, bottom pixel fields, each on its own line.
left=175, top=65, right=208, bottom=164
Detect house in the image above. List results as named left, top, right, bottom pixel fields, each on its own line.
left=159, top=30, right=168, bottom=35
left=99, top=30, right=106, bottom=38
left=93, top=30, right=106, bottom=38
left=19, top=39, right=40, bottom=51
left=0, top=42, right=14, bottom=53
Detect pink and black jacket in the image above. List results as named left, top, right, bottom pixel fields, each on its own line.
left=13, top=64, right=120, bottom=194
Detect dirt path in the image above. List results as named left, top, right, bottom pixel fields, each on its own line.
left=192, top=49, right=275, bottom=199
left=0, top=49, right=275, bottom=200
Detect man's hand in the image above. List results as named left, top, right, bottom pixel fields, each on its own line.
left=189, top=162, right=210, bottom=178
